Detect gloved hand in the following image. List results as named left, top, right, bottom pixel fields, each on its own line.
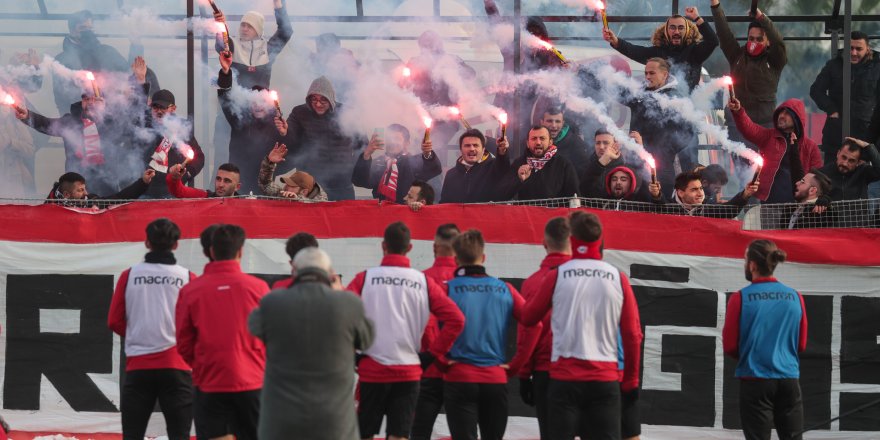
left=519, top=377, right=535, bottom=406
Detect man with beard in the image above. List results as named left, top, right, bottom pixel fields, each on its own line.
left=723, top=240, right=807, bottom=440
left=218, top=50, right=285, bottom=194
left=166, top=162, right=241, bottom=199
left=352, top=123, right=442, bottom=203
left=440, top=129, right=512, bottom=203
left=587, top=165, right=663, bottom=211
left=660, top=170, right=758, bottom=218
left=278, top=76, right=356, bottom=200
left=810, top=31, right=880, bottom=164
left=819, top=137, right=880, bottom=201
left=503, top=125, right=579, bottom=201
left=139, top=89, right=206, bottom=198
left=729, top=97, right=823, bottom=204
left=624, top=58, right=697, bottom=193
left=604, top=6, right=718, bottom=91
left=45, top=169, right=155, bottom=208
left=781, top=170, right=833, bottom=230
left=540, top=106, right=590, bottom=172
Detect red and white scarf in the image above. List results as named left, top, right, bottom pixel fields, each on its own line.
left=377, top=157, right=399, bottom=201
left=78, top=119, right=105, bottom=165
left=526, top=145, right=558, bottom=171
left=148, top=137, right=173, bottom=173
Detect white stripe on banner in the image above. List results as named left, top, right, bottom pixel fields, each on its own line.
left=0, top=237, right=878, bottom=438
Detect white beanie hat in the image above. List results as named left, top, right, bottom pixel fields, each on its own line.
left=241, top=11, right=265, bottom=37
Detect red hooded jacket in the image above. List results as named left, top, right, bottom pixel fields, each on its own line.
left=732, top=98, right=823, bottom=201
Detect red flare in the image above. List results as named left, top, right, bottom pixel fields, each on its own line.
left=422, top=116, right=433, bottom=129
left=403, top=66, right=412, bottom=77
left=85, top=71, right=95, bottom=81
left=3, top=95, right=14, bottom=106
left=450, top=106, right=461, bottom=116
left=498, top=112, right=508, bottom=125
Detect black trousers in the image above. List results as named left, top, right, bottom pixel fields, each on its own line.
left=193, top=388, right=261, bottom=440
left=410, top=377, right=445, bottom=440
left=120, top=368, right=193, bottom=440
left=443, top=381, right=508, bottom=440
left=547, top=380, right=620, bottom=440
left=739, top=379, right=804, bottom=440
left=532, top=371, right=551, bottom=440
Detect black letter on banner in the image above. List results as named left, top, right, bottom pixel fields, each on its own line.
left=3, top=274, right=117, bottom=411
left=722, top=295, right=832, bottom=430
left=631, top=265, right=716, bottom=427
left=839, top=296, right=880, bottom=431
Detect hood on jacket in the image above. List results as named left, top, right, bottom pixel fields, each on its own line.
left=306, top=76, right=337, bottom=111
left=69, top=100, right=85, bottom=118
left=773, top=98, right=807, bottom=141
left=241, top=11, right=265, bottom=37
left=605, top=165, right=638, bottom=199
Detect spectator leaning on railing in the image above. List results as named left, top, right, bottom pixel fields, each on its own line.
left=782, top=169, right=833, bottom=230
left=166, top=163, right=241, bottom=199
left=45, top=170, right=154, bottom=208
left=259, top=143, right=328, bottom=201
left=659, top=170, right=758, bottom=219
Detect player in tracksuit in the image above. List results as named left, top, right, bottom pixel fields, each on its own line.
left=523, top=211, right=643, bottom=440
left=723, top=239, right=808, bottom=440
left=517, top=217, right=571, bottom=440
left=411, top=223, right=461, bottom=440
left=176, top=224, right=270, bottom=440
left=346, top=221, right=465, bottom=440
left=442, top=229, right=542, bottom=440
left=108, top=218, right=196, bottom=440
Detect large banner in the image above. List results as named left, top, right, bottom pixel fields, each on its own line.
left=1, top=200, right=879, bottom=439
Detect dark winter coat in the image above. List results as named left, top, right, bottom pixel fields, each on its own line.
left=503, top=152, right=579, bottom=201
left=712, top=4, right=786, bottom=125
left=351, top=152, right=442, bottom=203
left=614, top=20, right=719, bottom=91
left=625, top=78, right=696, bottom=190
left=779, top=202, right=834, bottom=229
left=216, top=5, right=293, bottom=89
left=218, top=69, right=284, bottom=194
left=579, top=153, right=625, bottom=198
left=136, top=117, right=206, bottom=199
left=439, top=152, right=512, bottom=204
left=657, top=190, right=750, bottom=219
left=23, top=102, right=137, bottom=195
left=810, top=50, right=880, bottom=148
left=732, top=98, right=823, bottom=201
left=553, top=126, right=591, bottom=173
left=248, top=268, right=374, bottom=440
left=52, top=35, right=160, bottom=115
left=45, top=175, right=149, bottom=208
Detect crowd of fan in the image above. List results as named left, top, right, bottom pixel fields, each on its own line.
left=1, top=0, right=879, bottom=230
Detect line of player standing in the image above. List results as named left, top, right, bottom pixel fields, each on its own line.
left=108, top=213, right=807, bottom=440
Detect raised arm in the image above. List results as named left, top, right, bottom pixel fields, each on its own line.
left=710, top=2, right=742, bottom=65
left=267, top=0, right=293, bottom=61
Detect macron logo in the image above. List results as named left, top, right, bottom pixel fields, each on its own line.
left=369, top=276, right=422, bottom=290
left=132, top=275, right=185, bottom=288
left=217, top=285, right=231, bottom=291
left=562, top=268, right=616, bottom=281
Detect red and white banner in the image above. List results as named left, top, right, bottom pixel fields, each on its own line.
left=0, top=200, right=878, bottom=439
